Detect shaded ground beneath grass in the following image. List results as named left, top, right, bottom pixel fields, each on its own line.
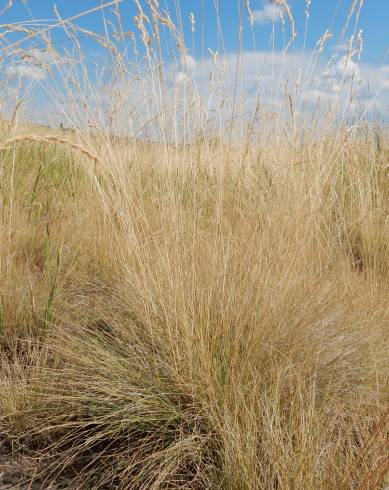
left=0, top=440, right=75, bottom=489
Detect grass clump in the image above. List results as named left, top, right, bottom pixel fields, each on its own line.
left=0, top=136, right=388, bottom=488
left=0, top=1, right=389, bottom=488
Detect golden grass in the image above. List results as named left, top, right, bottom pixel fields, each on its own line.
left=0, top=134, right=388, bottom=488
left=0, top=134, right=100, bottom=162
left=0, top=0, right=388, bottom=486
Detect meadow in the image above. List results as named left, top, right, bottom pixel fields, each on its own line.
left=0, top=0, right=388, bottom=488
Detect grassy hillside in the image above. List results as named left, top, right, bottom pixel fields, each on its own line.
left=1, top=0, right=389, bottom=487
left=0, top=131, right=388, bottom=488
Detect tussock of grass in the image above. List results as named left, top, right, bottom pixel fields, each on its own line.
left=2, top=0, right=389, bottom=484
left=1, top=135, right=388, bottom=488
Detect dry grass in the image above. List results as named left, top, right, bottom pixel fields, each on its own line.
left=0, top=133, right=388, bottom=488
left=1, top=0, right=389, bottom=488
left=0, top=134, right=100, bottom=162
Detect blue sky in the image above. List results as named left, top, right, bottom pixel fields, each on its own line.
left=1, top=1, right=388, bottom=134
left=1, top=0, right=388, bottom=64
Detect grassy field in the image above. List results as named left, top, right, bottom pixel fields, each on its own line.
left=0, top=126, right=388, bottom=488
left=1, top=0, right=389, bottom=488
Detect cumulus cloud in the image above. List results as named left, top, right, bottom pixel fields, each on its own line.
left=20, top=48, right=56, bottom=66
left=175, top=71, right=193, bottom=89
left=22, top=48, right=77, bottom=66
left=315, top=55, right=363, bottom=96
left=359, top=64, right=389, bottom=93
left=4, top=48, right=78, bottom=82
left=5, top=64, right=47, bottom=80
left=180, top=54, right=196, bottom=72
left=335, top=56, right=361, bottom=79
left=5, top=46, right=389, bottom=141
left=252, top=1, right=283, bottom=25
left=171, top=49, right=389, bottom=133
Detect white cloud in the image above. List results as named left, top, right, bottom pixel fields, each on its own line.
left=175, top=71, right=193, bottom=88
left=5, top=64, right=47, bottom=80
left=5, top=47, right=389, bottom=141
left=359, top=64, right=389, bottom=92
left=4, top=48, right=76, bottom=82
left=21, top=48, right=56, bottom=66
left=252, top=1, right=283, bottom=25
left=334, top=56, right=361, bottom=79
left=19, top=48, right=78, bottom=70
left=180, top=54, right=196, bottom=72
left=21, top=48, right=77, bottom=67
